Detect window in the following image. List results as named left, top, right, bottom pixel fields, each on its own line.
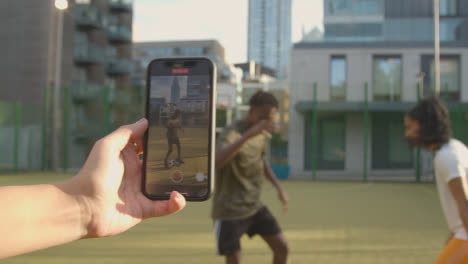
left=373, top=56, right=402, bottom=101
left=421, top=55, right=460, bottom=101
left=105, top=77, right=116, bottom=89
left=355, top=0, right=380, bottom=15
left=330, top=56, right=346, bottom=100
left=326, top=0, right=383, bottom=16
left=431, top=58, right=459, bottom=95
left=372, top=113, right=413, bottom=169
left=72, top=66, right=86, bottom=81
left=325, top=0, right=352, bottom=15
left=304, top=114, right=346, bottom=170
left=440, top=19, right=461, bottom=41
left=440, top=0, right=457, bottom=16
left=319, top=118, right=346, bottom=168
left=324, top=23, right=382, bottom=40
left=180, top=46, right=203, bottom=56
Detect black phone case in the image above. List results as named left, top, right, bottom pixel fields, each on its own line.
left=142, top=57, right=216, bottom=201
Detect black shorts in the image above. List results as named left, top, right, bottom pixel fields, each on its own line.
left=167, top=136, right=180, bottom=145
left=214, top=206, right=282, bottom=255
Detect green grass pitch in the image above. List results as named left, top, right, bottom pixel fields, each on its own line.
left=1, top=173, right=448, bottom=263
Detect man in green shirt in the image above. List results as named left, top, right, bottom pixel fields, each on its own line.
left=164, top=110, right=184, bottom=168
left=212, top=91, right=289, bottom=264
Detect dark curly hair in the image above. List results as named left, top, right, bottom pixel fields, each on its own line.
left=406, top=96, right=452, bottom=148
left=249, top=91, right=279, bottom=108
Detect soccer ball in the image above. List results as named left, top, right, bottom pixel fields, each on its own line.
left=169, top=159, right=179, bottom=167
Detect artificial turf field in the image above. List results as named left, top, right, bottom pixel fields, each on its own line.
left=1, top=173, right=448, bottom=264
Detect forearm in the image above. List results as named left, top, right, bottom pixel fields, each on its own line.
left=0, top=179, right=90, bottom=259
left=215, top=134, right=249, bottom=169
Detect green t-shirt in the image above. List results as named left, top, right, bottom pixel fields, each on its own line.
left=211, top=121, right=267, bottom=220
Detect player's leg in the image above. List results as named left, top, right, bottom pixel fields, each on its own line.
left=176, top=139, right=183, bottom=163
left=214, top=219, right=248, bottom=264
left=435, top=238, right=468, bottom=264
left=226, top=251, right=241, bottom=264
left=164, top=142, right=173, bottom=168
left=261, top=233, right=289, bottom=264
left=247, top=207, right=289, bottom=264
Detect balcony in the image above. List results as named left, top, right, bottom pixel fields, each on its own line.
left=73, top=42, right=106, bottom=65
left=107, top=24, right=132, bottom=43
left=108, top=89, right=134, bottom=105
left=71, top=81, right=106, bottom=103
left=74, top=4, right=103, bottom=29
left=107, top=59, right=134, bottom=75
left=109, top=0, right=133, bottom=12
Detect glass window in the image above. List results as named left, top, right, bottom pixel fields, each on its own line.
left=439, top=19, right=463, bottom=41
left=320, top=119, right=346, bottom=163
left=373, top=56, right=402, bottom=101
left=74, top=31, right=88, bottom=45
left=355, top=0, right=379, bottom=15
left=372, top=113, right=413, bottom=169
left=305, top=115, right=346, bottom=170
left=325, top=0, right=352, bottom=15
left=440, top=0, right=457, bottom=16
left=105, top=77, right=116, bottom=89
left=430, top=57, right=459, bottom=94
left=180, top=46, right=204, bottom=56
left=388, top=122, right=412, bottom=163
left=330, top=56, right=346, bottom=100
left=72, top=66, right=86, bottom=81
left=421, top=55, right=460, bottom=101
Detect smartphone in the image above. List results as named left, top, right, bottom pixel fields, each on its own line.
left=142, top=57, right=216, bottom=201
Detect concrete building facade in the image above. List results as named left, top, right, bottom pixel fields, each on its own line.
left=0, top=0, right=134, bottom=170
left=288, top=0, right=468, bottom=181
left=289, top=43, right=468, bottom=181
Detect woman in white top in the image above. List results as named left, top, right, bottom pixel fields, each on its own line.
left=405, top=96, right=468, bottom=263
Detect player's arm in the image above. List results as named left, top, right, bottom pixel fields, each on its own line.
left=215, top=133, right=251, bottom=169
left=176, top=122, right=184, bottom=132
left=448, top=177, right=468, bottom=234
left=263, top=158, right=289, bottom=213
left=215, top=120, right=271, bottom=169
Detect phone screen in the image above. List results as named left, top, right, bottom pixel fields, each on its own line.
left=143, top=58, right=214, bottom=200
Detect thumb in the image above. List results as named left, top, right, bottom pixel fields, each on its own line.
left=147, top=191, right=186, bottom=218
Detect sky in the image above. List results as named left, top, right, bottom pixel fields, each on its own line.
left=133, top=0, right=323, bottom=64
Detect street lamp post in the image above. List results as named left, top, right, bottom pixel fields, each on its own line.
left=53, top=0, right=68, bottom=170
left=434, top=0, right=440, bottom=96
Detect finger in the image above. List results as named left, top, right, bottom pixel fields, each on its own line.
left=121, top=144, right=143, bottom=189
left=147, top=191, right=186, bottom=218
left=106, top=118, right=148, bottom=152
